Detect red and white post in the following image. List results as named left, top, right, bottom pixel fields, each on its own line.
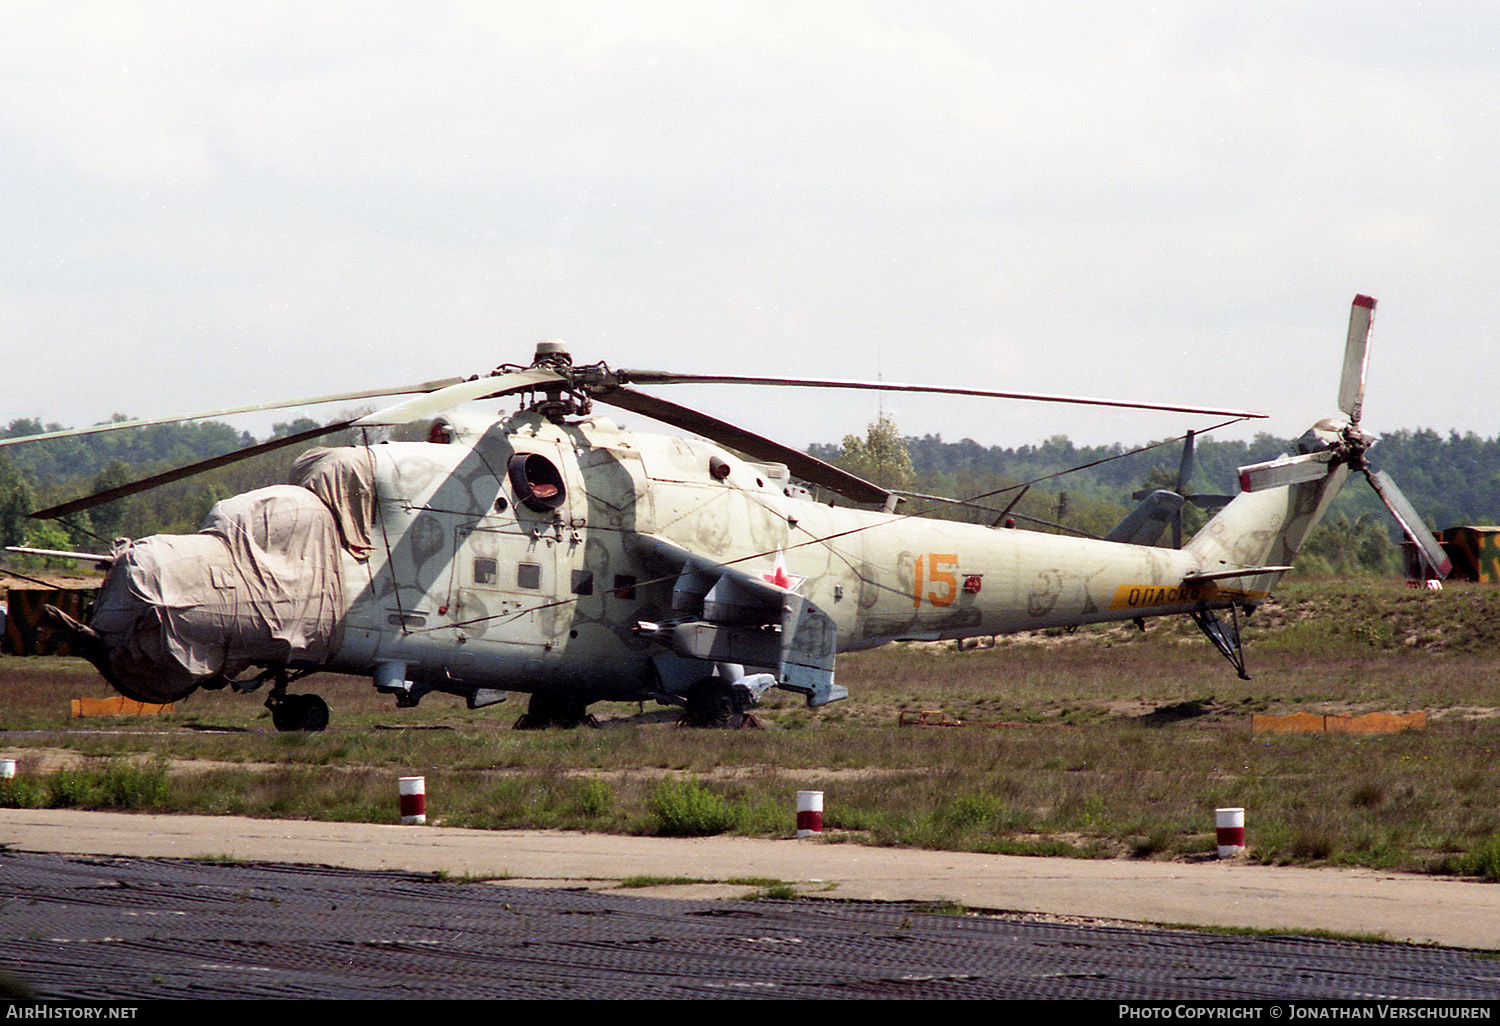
left=796, top=790, right=823, bottom=838
left=1216, top=807, right=1245, bottom=858
left=399, top=776, right=427, bottom=825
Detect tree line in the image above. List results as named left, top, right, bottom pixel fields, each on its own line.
left=819, top=418, right=1495, bottom=576
left=0, top=416, right=341, bottom=565
left=1, top=413, right=1491, bottom=577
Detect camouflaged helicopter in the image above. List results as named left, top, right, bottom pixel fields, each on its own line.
left=7, top=295, right=1449, bottom=731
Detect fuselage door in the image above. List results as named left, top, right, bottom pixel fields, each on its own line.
left=449, top=441, right=577, bottom=655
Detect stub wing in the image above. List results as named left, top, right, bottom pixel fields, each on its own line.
left=628, top=533, right=845, bottom=707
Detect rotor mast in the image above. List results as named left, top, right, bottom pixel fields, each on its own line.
left=525, top=340, right=593, bottom=421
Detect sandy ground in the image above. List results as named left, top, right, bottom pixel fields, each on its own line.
left=5, top=807, right=1500, bottom=951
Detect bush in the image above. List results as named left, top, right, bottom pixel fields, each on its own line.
left=0, top=776, right=43, bottom=809
left=647, top=778, right=739, bottom=837
left=1445, top=837, right=1500, bottom=882
left=46, top=769, right=95, bottom=808
left=940, top=792, right=1005, bottom=830
left=96, top=761, right=170, bottom=809
left=578, top=777, right=612, bottom=818
left=40, top=761, right=170, bottom=811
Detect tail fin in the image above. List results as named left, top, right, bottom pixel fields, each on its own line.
left=1110, top=430, right=1235, bottom=548
left=1185, top=463, right=1350, bottom=582
left=1105, top=489, right=1184, bottom=546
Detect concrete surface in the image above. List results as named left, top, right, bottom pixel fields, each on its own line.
left=4, top=808, right=1499, bottom=950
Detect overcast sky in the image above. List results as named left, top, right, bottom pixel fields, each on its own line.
left=3, top=1, right=1497, bottom=456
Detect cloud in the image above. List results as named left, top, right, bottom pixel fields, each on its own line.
left=2, top=2, right=1497, bottom=452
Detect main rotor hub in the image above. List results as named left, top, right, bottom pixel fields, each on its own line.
left=532, top=340, right=573, bottom=370
left=1299, top=415, right=1373, bottom=470
left=524, top=339, right=595, bottom=421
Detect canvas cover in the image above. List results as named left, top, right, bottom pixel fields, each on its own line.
left=289, top=447, right=377, bottom=558
left=88, top=485, right=346, bottom=702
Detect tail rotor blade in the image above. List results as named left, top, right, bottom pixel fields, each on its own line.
left=1339, top=295, right=1375, bottom=424
left=1237, top=451, right=1336, bottom=492
left=1170, top=430, right=1196, bottom=546
left=1365, top=468, right=1452, bottom=577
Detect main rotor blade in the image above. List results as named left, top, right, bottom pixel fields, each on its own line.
left=0, top=378, right=466, bottom=448
left=1339, top=294, right=1375, bottom=424
left=1365, top=468, right=1452, bottom=578
left=615, top=370, right=1267, bottom=419
left=25, top=370, right=565, bottom=520
left=353, top=368, right=565, bottom=427
left=599, top=385, right=893, bottom=506
left=28, top=419, right=358, bottom=521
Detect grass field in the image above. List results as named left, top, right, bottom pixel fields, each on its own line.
left=6, top=576, right=1500, bottom=878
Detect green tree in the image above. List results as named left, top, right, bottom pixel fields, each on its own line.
left=1292, top=513, right=1398, bottom=576
left=87, top=461, right=134, bottom=540
left=0, top=453, right=35, bottom=548
left=836, top=415, right=915, bottom=492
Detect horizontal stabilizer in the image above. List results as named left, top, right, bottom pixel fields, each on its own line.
left=1184, top=565, right=1294, bottom=582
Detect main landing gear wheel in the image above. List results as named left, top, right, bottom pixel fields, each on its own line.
left=513, top=692, right=597, bottom=730
left=269, top=693, right=330, bottom=733
left=680, top=678, right=759, bottom=729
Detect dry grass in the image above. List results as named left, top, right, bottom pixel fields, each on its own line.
left=6, top=578, right=1500, bottom=876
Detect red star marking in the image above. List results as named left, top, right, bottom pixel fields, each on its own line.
left=761, top=551, right=803, bottom=591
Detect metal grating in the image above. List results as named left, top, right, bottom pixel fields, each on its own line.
left=2, top=853, right=1498, bottom=1000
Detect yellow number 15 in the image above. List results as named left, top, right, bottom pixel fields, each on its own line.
left=912, top=553, right=958, bottom=608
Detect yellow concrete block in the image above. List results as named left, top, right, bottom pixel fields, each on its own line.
left=71, top=696, right=175, bottom=718
left=1251, top=712, right=1326, bottom=734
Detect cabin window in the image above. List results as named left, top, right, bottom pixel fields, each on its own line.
left=612, top=574, right=637, bottom=599
left=517, top=562, right=542, bottom=590
left=473, top=557, right=498, bottom=585
left=507, top=452, right=567, bottom=513
left=571, top=569, right=594, bottom=595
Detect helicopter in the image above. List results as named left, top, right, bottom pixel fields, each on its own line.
left=6, top=295, right=1449, bottom=731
